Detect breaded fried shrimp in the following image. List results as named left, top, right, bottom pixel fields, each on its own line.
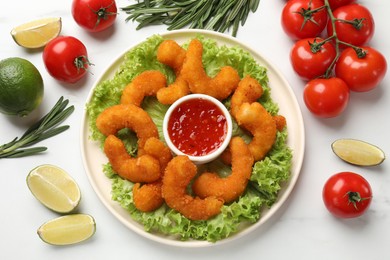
left=96, top=104, right=158, bottom=152
left=103, top=135, right=161, bottom=183
left=192, top=137, right=254, bottom=203
left=156, top=40, right=190, bottom=105
left=235, top=102, right=277, bottom=161
left=120, top=70, right=167, bottom=106
left=162, top=156, right=224, bottom=220
left=141, top=137, right=173, bottom=170
left=181, top=39, right=240, bottom=100
left=230, top=75, right=263, bottom=118
left=133, top=182, right=164, bottom=212
left=156, top=77, right=190, bottom=105
left=133, top=137, right=173, bottom=212
left=157, top=40, right=186, bottom=72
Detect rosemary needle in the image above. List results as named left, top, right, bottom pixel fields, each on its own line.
left=121, top=0, right=261, bottom=37
left=0, top=96, right=74, bottom=158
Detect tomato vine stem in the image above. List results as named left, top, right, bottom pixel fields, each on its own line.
left=320, top=0, right=365, bottom=78
left=295, top=0, right=327, bottom=31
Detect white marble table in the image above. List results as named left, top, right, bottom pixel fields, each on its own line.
left=1, top=0, right=389, bottom=259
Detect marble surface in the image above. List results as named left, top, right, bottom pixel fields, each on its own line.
left=1, top=0, right=389, bottom=259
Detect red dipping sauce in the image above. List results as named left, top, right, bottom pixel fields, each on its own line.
left=167, top=97, right=228, bottom=156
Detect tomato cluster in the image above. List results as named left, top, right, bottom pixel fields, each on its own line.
left=281, top=0, right=387, bottom=118
left=43, top=0, right=117, bottom=84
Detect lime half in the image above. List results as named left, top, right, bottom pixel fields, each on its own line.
left=26, top=164, right=81, bottom=213
left=332, top=139, right=386, bottom=166
left=38, top=214, right=96, bottom=246
left=11, top=17, right=62, bottom=49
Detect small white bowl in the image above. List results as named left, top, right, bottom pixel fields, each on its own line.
left=163, top=94, right=233, bottom=164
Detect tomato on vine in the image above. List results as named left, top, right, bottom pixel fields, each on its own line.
left=327, top=3, right=375, bottom=47
left=335, top=46, right=387, bottom=92
left=72, top=0, right=117, bottom=32
left=303, top=77, right=350, bottom=118
left=323, top=172, right=372, bottom=218
left=281, top=0, right=328, bottom=40
left=290, top=37, right=336, bottom=81
left=43, top=36, right=92, bottom=84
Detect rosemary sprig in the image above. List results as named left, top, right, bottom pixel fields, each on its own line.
left=0, top=97, right=74, bottom=158
left=121, top=0, right=261, bottom=37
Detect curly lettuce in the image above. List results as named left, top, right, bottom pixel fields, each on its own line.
left=86, top=34, right=292, bottom=242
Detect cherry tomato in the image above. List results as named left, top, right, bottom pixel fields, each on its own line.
left=327, top=0, right=356, bottom=10
left=323, top=172, right=372, bottom=218
left=43, top=36, right=91, bottom=84
left=327, top=4, right=374, bottom=47
left=290, top=37, right=336, bottom=81
left=335, top=46, right=387, bottom=92
left=303, top=77, right=349, bottom=118
left=72, top=0, right=117, bottom=32
left=281, top=0, right=328, bottom=40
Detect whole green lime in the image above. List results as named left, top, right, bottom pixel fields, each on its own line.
left=0, top=57, right=44, bottom=117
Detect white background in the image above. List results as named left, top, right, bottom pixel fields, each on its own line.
left=1, top=0, right=389, bottom=259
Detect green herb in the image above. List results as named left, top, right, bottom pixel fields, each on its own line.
left=0, top=97, right=74, bottom=158
left=121, top=0, right=261, bottom=37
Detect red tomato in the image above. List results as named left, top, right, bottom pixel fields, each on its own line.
left=335, top=46, right=387, bottom=92
left=327, top=0, right=356, bottom=10
left=323, top=172, right=372, bottom=218
left=290, top=37, right=336, bottom=81
left=303, top=77, right=349, bottom=118
left=72, top=0, right=117, bottom=32
left=43, top=36, right=91, bottom=84
left=327, top=4, right=374, bottom=47
left=281, top=0, right=328, bottom=40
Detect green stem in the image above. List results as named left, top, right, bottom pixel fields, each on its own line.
left=0, top=97, right=74, bottom=159
left=323, top=0, right=339, bottom=78
left=322, top=0, right=366, bottom=78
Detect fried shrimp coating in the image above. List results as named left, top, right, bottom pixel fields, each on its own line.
left=96, top=104, right=158, bottom=152
left=181, top=39, right=240, bottom=100
left=156, top=40, right=190, bottom=105
left=133, top=182, right=164, bottom=212
left=141, top=137, right=173, bottom=170
left=192, top=137, right=254, bottom=203
left=230, top=75, right=263, bottom=119
left=274, top=115, right=287, bottom=131
left=120, top=70, right=167, bottom=107
left=103, top=135, right=161, bottom=183
left=156, top=77, right=190, bottom=105
left=235, top=102, right=277, bottom=161
left=133, top=137, right=173, bottom=212
left=157, top=40, right=186, bottom=72
left=162, top=156, right=224, bottom=221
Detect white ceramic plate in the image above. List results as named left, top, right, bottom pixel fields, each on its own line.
left=80, top=29, right=305, bottom=247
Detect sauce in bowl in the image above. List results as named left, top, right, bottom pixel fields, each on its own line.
left=163, top=94, right=232, bottom=164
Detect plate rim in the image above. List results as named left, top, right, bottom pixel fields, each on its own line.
left=80, top=29, right=305, bottom=248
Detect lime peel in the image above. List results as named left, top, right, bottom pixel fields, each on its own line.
left=332, top=138, right=385, bottom=166
left=0, top=57, right=44, bottom=117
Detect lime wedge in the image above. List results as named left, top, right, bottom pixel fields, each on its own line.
left=332, top=139, right=385, bottom=166
left=11, top=17, right=62, bottom=48
left=26, top=164, right=81, bottom=213
left=37, top=214, right=96, bottom=246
